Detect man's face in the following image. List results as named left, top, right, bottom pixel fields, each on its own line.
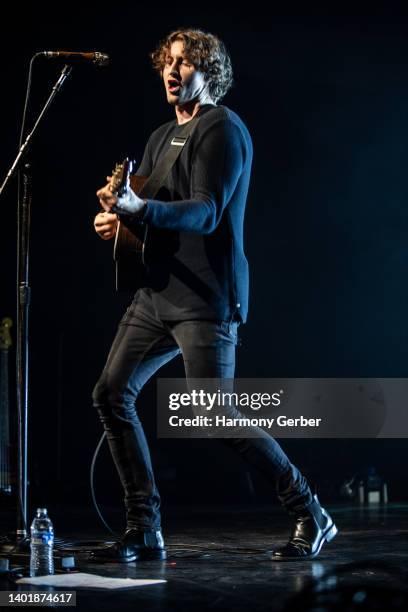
left=163, top=40, right=208, bottom=106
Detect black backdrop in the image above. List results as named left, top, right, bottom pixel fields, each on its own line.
left=1, top=3, right=408, bottom=518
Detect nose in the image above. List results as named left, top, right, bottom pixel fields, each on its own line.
left=166, top=56, right=180, bottom=74
left=169, top=65, right=180, bottom=78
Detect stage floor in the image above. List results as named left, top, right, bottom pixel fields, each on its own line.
left=1, top=502, right=407, bottom=611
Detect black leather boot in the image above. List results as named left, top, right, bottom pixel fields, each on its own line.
left=90, top=529, right=166, bottom=563
left=272, top=494, right=337, bottom=561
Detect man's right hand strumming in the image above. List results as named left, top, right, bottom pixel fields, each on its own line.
left=94, top=211, right=118, bottom=240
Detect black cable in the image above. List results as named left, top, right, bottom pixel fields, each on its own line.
left=18, top=54, right=43, bottom=149
left=89, top=430, right=118, bottom=537
left=56, top=431, right=118, bottom=552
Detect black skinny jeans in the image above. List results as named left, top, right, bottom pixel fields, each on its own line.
left=92, top=290, right=314, bottom=531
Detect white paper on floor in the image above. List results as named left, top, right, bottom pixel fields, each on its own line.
left=16, top=572, right=166, bottom=589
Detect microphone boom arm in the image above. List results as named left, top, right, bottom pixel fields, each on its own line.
left=0, top=63, right=72, bottom=198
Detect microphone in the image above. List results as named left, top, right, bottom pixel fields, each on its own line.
left=41, top=51, right=110, bottom=67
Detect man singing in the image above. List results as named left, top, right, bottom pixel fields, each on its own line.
left=92, top=28, right=337, bottom=562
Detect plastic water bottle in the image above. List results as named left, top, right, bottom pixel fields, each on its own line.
left=30, top=508, right=54, bottom=576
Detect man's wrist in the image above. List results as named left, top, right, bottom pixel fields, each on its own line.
left=111, top=201, right=146, bottom=215
left=112, top=189, right=147, bottom=217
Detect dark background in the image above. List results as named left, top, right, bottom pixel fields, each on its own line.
left=1, top=2, right=408, bottom=527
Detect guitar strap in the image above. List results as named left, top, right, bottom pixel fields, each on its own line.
left=137, top=113, right=201, bottom=200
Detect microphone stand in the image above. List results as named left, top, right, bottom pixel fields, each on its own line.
left=0, top=64, right=72, bottom=556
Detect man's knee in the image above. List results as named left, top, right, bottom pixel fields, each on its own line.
left=92, top=372, right=109, bottom=407
left=92, top=370, right=141, bottom=423
left=92, top=371, right=135, bottom=405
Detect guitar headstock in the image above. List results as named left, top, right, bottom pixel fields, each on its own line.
left=0, top=317, right=12, bottom=350
left=110, top=158, right=135, bottom=197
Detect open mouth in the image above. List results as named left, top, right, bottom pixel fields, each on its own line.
left=168, top=79, right=181, bottom=93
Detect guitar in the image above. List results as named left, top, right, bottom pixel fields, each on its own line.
left=0, top=317, right=13, bottom=495
left=109, top=158, right=149, bottom=291
left=108, top=158, right=179, bottom=291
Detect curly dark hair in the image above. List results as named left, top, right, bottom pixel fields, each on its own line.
left=150, top=29, right=233, bottom=103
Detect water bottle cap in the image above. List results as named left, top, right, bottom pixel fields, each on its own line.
left=36, top=508, right=48, bottom=516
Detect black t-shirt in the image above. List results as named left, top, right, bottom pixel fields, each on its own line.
left=136, top=104, right=253, bottom=323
